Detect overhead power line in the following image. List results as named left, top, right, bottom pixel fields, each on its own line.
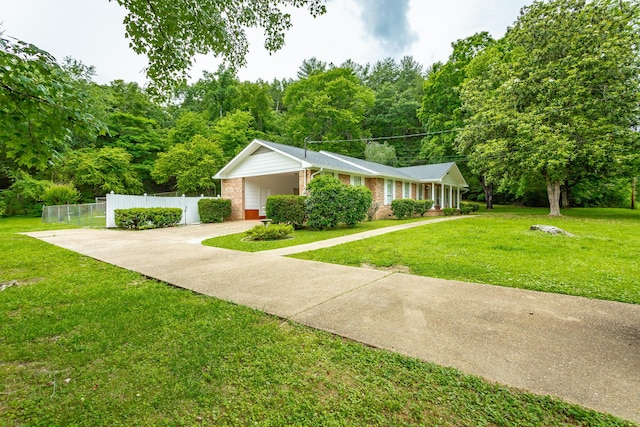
left=306, top=128, right=462, bottom=144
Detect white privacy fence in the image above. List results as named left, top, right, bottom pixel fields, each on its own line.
left=106, top=193, right=213, bottom=228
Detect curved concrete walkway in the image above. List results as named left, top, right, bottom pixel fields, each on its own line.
left=26, top=219, right=640, bottom=423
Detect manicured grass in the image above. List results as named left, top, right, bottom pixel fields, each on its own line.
left=202, top=217, right=431, bottom=252
left=292, top=210, right=640, bottom=304
left=480, top=205, right=640, bottom=220
left=1, top=217, right=634, bottom=425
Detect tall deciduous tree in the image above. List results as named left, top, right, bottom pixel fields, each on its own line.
left=57, top=147, right=143, bottom=198
left=458, top=0, right=640, bottom=216
left=365, top=56, right=425, bottom=164
left=0, top=34, right=102, bottom=171
left=364, top=141, right=398, bottom=166
left=418, top=32, right=494, bottom=162
left=283, top=68, right=374, bottom=157
left=212, top=110, right=262, bottom=158
left=116, top=0, right=326, bottom=94
left=168, top=112, right=211, bottom=146
left=151, top=135, right=226, bottom=195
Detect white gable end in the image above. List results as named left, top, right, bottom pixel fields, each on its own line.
left=223, top=150, right=303, bottom=178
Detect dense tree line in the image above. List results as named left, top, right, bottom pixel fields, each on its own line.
left=1, top=0, right=638, bottom=216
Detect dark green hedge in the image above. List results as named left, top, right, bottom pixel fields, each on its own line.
left=245, top=224, right=294, bottom=240
left=414, top=200, right=434, bottom=216
left=460, top=202, right=480, bottom=214
left=198, top=198, right=232, bottom=223
left=442, top=207, right=458, bottom=216
left=266, top=195, right=307, bottom=229
left=305, top=175, right=372, bottom=229
left=114, top=208, right=182, bottom=230
left=391, top=199, right=415, bottom=220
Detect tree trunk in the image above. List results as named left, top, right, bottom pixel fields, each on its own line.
left=560, top=181, right=571, bottom=209
left=546, top=178, right=562, bottom=216
left=480, top=176, right=493, bottom=209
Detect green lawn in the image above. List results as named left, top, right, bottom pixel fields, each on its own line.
left=1, top=217, right=634, bottom=426
left=202, top=216, right=431, bottom=252
left=292, top=209, right=640, bottom=304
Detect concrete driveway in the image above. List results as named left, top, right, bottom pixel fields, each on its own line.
left=26, top=221, right=640, bottom=423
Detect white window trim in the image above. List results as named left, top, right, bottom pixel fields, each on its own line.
left=403, top=181, right=411, bottom=199
left=350, top=175, right=364, bottom=186
left=385, top=179, right=395, bottom=205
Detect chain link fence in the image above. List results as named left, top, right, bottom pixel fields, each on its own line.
left=41, top=202, right=106, bottom=227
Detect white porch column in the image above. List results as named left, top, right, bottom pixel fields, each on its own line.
left=441, top=184, right=445, bottom=208
left=449, top=185, right=453, bottom=209
left=430, top=183, right=436, bottom=209
left=457, top=187, right=461, bottom=208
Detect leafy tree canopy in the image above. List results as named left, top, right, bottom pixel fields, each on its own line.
left=151, top=134, right=226, bottom=195
left=364, top=141, right=398, bottom=166
left=365, top=56, right=425, bottom=163
left=457, top=0, right=640, bottom=215
left=116, top=0, right=327, bottom=94
left=0, top=33, right=103, bottom=171
left=57, top=146, right=144, bottom=198
left=212, top=110, right=262, bottom=158
left=283, top=67, right=374, bottom=157
left=418, top=32, right=494, bottom=163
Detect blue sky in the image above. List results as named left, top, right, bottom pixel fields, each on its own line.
left=0, top=0, right=532, bottom=85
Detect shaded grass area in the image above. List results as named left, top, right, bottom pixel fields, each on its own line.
left=202, top=217, right=430, bottom=252
left=1, top=218, right=634, bottom=425
left=292, top=210, right=640, bottom=304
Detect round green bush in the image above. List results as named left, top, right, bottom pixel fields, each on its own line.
left=245, top=224, right=294, bottom=240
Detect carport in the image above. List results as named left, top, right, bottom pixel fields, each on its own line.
left=243, top=172, right=300, bottom=219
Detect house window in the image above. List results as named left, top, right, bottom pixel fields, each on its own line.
left=403, top=182, right=411, bottom=199
left=417, top=184, right=424, bottom=200
left=385, top=179, right=394, bottom=205
left=351, top=175, right=363, bottom=186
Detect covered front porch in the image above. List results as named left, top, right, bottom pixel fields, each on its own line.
left=419, top=183, right=464, bottom=209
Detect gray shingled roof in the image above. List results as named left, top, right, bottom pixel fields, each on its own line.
left=398, top=163, right=456, bottom=181
left=256, top=140, right=368, bottom=176
left=258, top=140, right=454, bottom=182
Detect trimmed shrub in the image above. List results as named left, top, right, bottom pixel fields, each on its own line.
left=245, top=224, right=294, bottom=240
left=305, top=176, right=345, bottom=229
left=42, top=184, right=81, bottom=206
left=414, top=199, right=435, bottom=216
left=391, top=199, right=416, bottom=220
left=460, top=202, right=480, bottom=213
left=266, top=195, right=307, bottom=229
left=442, top=207, right=457, bottom=216
left=342, top=185, right=373, bottom=227
left=305, top=175, right=372, bottom=229
left=114, top=208, right=182, bottom=230
left=198, top=198, right=232, bottom=223
left=0, top=199, right=5, bottom=217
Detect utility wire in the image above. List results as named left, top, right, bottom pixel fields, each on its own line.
left=306, top=128, right=461, bottom=144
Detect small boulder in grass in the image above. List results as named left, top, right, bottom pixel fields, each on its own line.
left=530, top=225, right=574, bottom=236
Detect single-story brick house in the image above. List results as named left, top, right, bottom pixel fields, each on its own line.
left=213, top=139, right=468, bottom=220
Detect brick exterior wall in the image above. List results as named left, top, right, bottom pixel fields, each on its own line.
left=395, top=181, right=403, bottom=199
left=298, top=170, right=311, bottom=195
left=338, top=174, right=350, bottom=185
left=221, top=178, right=245, bottom=220
left=366, top=178, right=393, bottom=220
